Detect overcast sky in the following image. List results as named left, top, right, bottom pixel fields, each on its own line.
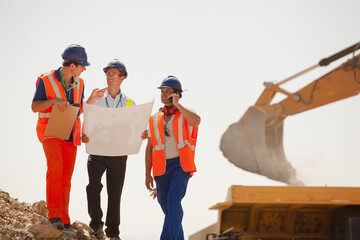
left=1, top=1, right=360, bottom=239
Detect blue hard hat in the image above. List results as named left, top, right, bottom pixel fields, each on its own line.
left=158, top=76, right=182, bottom=91
left=62, top=44, right=90, bottom=66
left=103, top=59, right=128, bottom=77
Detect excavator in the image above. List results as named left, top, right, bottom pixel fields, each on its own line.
left=189, top=42, right=360, bottom=240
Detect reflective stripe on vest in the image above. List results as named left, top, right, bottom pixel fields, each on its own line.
left=151, top=113, right=164, bottom=152
left=152, top=113, right=196, bottom=153
left=47, top=73, right=63, bottom=99
left=36, top=70, right=83, bottom=145
left=38, top=74, right=81, bottom=118
left=150, top=111, right=198, bottom=176
left=39, top=112, right=51, bottom=118
left=175, top=113, right=196, bottom=151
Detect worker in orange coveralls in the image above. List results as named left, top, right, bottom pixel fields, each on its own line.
left=31, top=44, right=89, bottom=230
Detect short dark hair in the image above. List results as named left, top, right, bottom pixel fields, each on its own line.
left=118, top=70, right=126, bottom=76
left=173, top=88, right=183, bottom=98
left=62, top=60, right=80, bottom=67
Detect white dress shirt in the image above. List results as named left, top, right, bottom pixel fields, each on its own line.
left=92, top=90, right=135, bottom=108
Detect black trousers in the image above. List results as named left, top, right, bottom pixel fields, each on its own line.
left=86, top=155, right=127, bottom=237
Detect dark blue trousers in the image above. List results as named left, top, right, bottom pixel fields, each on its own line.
left=155, top=157, right=190, bottom=240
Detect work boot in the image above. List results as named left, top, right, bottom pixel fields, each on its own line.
left=64, top=223, right=71, bottom=229
left=49, top=218, right=64, bottom=230
left=92, top=227, right=105, bottom=239
left=107, top=236, right=120, bottom=240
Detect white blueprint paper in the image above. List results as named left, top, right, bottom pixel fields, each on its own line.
left=83, top=100, right=154, bottom=156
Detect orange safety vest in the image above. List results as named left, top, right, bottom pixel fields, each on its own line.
left=35, top=70, right=84, bottom=146
left=149, top=110, right=198, bottom=177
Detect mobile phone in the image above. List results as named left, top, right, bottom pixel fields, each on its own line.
left=169, top=97, right=173, bottom=103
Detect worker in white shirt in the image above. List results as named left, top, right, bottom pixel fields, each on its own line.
left=82, top=59, right=134, bottom=240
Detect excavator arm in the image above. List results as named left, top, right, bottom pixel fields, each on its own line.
left=260, top=55, right=360, bottom=117
left=220, top=42, right=360, bottom=185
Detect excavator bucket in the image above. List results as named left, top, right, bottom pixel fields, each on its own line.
left=220, top=107, right=303, bottom=185
left=220, top=42, right=360, bottom=186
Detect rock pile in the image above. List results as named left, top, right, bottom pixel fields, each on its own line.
left=0, top=189, right=97, bottom=240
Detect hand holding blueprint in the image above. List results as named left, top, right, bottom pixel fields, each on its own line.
left=83, top=100, right=154, bottom=156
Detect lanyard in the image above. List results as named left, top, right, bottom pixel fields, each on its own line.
left=105, top=94, right=122, bottom=108
left=60, top=68, right=70, bottom=101
left=59, top=68, right=66, bottom=88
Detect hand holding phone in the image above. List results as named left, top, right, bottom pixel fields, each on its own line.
left=168, top=92, right=180, bottom=103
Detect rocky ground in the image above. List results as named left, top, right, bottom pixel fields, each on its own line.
left=0, top=189, right=98, bottom=240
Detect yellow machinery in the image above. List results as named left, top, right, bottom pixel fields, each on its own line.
left=190, top=42, right=360, bottom=240
left=189, top=186, right=360, bottom=240
left=220, top=42, right=360, bottom=185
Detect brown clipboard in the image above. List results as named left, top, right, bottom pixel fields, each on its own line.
left=44, top=103, right=80, bottom=140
